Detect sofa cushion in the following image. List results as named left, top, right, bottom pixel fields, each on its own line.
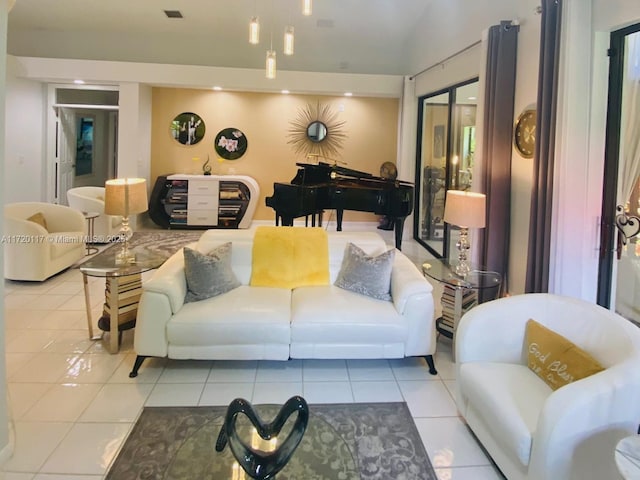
left=525, top=319, right=604, bottom=390
left=291, top=285, right=406, bottom=345
left=334, top=242, right=394, bottom=300
left=250, top=226, right=329, bottom=289
left=184, top=244, right=240, bottom=303
left=168, top=286, right=291, bottom=347
left=27, top=212, right=48, bottom=231
left=459, top=362, right=552, bottom=467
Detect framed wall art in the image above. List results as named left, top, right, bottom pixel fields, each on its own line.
left=170, top=112, right=206, bottom=146
left=215, top=128, right=248, bottom=160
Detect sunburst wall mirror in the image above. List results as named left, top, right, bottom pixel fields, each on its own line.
left=287, top=102, right=347, bottom=160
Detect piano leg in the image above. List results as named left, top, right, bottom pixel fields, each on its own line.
left=318, top=210, right=323, bottom=227
left=394, top=217, right=406, bottom=250
left=336, top=209, right=344, bottom=231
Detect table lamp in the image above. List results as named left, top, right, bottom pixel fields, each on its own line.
left=443, top=190, right=486, bottom=277
left=104, top=178, right=148, bottom=265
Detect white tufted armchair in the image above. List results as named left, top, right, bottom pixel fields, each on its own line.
left=67, top=186, right=123, bottom=242
left=4, top=202, right=86, bottom=281
left=455, top=293, right=640, bottom=480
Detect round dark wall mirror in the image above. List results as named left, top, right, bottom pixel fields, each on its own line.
left=307, top=121, right=328, bottom=143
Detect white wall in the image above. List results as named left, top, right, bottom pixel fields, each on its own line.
left=406, top=0, right=519, bottom=79
left=4, top=56, right=45, bottom=202
left=0, top=0, right=12, bottom=467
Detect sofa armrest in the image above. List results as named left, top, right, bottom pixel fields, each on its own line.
left=134, top=291, right=173, bottom=357
left=142, top=250, right=187, bottom=314
left=529, top=356, right=640, bottom=479
left=391, top=253, right=436, bottom=356
left=391, top=253, right=433, bottom=315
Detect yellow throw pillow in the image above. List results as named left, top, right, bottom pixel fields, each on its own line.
left=250, top=226, right=329, bottom=289
left=27, top=212, right=48, bottom=231
left=524, top=319, right=604, bottom=390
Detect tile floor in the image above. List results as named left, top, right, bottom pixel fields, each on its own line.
left=1, top=231, right=505, bottom=480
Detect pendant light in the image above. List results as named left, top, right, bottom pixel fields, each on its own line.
left=266, top=50, right=277, bottom=79
left=302, top=0, right=312, bottom=16
left=249, top=16, right=260, bottom=45
left=284, top=25, right=295, bottom=56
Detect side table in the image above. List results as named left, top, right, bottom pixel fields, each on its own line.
left=422, top=259, right=501, bottom=357
left=80, top=248, right=164, bottom=353
left=82, top=211, right=100, bottom=255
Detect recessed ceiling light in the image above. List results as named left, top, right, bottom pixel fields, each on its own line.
left=213, top=86, right=222, bottom=91
left=281, top=90, right=290, bottom=94
left=468, top=96, right=477, bottom=100
left=73, top=80, right=85, bottom=84
left=344, top=92, right=353, bottom=97
left=164, top=10, right=183, bottom=18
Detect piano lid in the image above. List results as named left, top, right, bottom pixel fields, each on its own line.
left=293, top=161, right=413, bottom=186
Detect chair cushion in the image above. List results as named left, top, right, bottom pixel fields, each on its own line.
left=459, top=362, right=552, bottom=467
left=168, top=285, right=291, bottom=347
left=183, top=244, right=240, bottom=303
left=334, top=242, right=394, bottom=300
left=525, top=319, right=604, bottom=390
left=291, top=285, right=406, bottom=345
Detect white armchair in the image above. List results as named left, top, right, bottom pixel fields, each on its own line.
left=455, top=293, right=640, bottom=480
left=66, top=186, right=122, bottom=242
left=4, top=202, right=86, bottom=281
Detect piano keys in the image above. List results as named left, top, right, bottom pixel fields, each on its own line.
left=265, top=162, right=414, bottom=249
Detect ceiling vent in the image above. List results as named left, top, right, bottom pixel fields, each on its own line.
left=164, top=10, right=183, bottom=19
left=316, top=19, right=334, bottom=28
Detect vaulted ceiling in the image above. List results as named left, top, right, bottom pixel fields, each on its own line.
left=7, top=0, right=436, bottom=76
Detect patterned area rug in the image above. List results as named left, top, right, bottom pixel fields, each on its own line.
left=77, top=230, right=203, bottom=267
left=106, top=402, right=436, bottom=480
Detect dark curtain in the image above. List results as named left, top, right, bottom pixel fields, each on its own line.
left=525, top=0, right=563, bottom=293
left=479, top=20, right=519, bottom=294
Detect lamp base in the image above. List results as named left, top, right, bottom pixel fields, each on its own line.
left=115, top=249, right=136, bottom=266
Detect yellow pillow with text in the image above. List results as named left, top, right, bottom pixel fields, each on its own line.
left=525, top=319, right=604, bottom=390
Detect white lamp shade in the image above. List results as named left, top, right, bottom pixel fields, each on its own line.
left=104, top=178, right=148, bottom=216
left=443, top=190, right=486, bottom=228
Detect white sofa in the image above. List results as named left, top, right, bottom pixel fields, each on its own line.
left=4, top=202, right=86, bottom=281
left=66, top=186, right=123, bottom=242
left=129, top=229, right=436, bottom=377
left=455, top=293, right=640, bottom=480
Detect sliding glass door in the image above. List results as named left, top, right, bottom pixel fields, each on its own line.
left=415, top=78, right=478, bottom=259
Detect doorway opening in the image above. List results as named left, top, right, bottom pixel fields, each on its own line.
left=50, top=86, right=119, bottom=204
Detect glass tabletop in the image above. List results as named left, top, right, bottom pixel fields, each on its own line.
left=422, top=258, right=502, bottom=290
left=79, top=246, right=165, bottom=277
left=167, top=404, right=359, bottom=480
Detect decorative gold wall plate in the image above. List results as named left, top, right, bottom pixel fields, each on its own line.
left=514, top=109, right=536, bottom=158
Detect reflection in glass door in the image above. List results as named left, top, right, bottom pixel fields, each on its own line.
left=598, top=24, right=640, bottom=323
left=613, top=29, right=640, bottom=323
left=415, top=79, right=478, bottom=259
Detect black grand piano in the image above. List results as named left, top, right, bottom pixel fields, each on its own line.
left=265, top=162, right=414, bottom=250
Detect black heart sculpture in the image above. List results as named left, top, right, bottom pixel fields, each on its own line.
left=215, top=396, right=309, bottom=480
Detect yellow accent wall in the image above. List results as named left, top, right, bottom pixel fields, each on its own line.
left=151, top=88, right=399, bottom=222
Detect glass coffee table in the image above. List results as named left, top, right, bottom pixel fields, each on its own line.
left=80, top=247, right=165, bottom=354
left=167, top=404, right=359, bottom=479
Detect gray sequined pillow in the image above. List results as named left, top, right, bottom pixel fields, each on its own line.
left=184, top=243, right=240, bottom=303
left=334, top=242, right=395, bottom=300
